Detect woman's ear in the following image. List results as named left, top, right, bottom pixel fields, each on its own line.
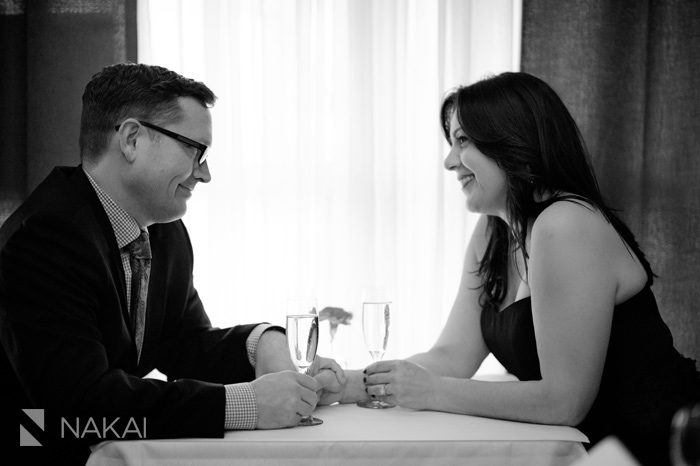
left=525, top=164, right=538, bottom=185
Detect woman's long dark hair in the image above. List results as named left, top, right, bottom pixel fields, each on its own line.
left=440, top=72, right=654, bottom=313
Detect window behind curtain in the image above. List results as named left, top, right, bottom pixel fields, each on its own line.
left=138, top=0, right=520, bottom=371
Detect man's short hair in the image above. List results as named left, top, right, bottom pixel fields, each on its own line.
left=79, top=63, right=216, bottom=162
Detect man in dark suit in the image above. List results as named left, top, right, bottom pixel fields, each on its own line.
left=0, top=63, right=341, bottom=463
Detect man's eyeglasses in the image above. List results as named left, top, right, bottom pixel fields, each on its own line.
left=114, top=120, right=209, bottom=165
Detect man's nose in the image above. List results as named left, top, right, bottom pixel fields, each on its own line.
left=193, top=160, right=211, bottom=183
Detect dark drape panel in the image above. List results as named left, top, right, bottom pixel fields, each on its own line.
left=0, top=0, right=137, bottom=225
left=521, top=0, right=700, bottom=361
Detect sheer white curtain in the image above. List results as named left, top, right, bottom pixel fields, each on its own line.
left=138, top=0, right=521, bottom=369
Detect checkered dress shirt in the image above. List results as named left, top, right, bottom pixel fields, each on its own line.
left=84, top=169, right=274, bottom=430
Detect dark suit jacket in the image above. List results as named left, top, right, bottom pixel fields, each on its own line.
left=0, top=166, right=260, bottom=460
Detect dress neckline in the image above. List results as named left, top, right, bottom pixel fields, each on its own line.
left=496, top=296, right=531, bottom=314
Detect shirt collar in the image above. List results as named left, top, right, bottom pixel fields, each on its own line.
left=83, top=169, right=143, bottom=249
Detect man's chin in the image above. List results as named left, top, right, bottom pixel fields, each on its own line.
left=153, top=204, right=187, bottom=224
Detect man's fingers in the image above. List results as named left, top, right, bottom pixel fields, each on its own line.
left=296, top=372, right=322, bottom=391
left=299, top=387, right=319, bottom=411
left=253, top=371, right=326, bottom=429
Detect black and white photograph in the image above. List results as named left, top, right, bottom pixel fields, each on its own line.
left=1, top=1, right=699, bottom=465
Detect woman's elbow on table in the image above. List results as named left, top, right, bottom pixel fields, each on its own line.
left=555, top=400, right=591, bottom=427
left=539, top=385, right=594, bottom=426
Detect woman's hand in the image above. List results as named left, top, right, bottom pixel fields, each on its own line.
left=309, top=356, right=346, bottom=405
left=364, top=360, right=438, bottom=410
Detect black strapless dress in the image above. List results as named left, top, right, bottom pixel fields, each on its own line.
left=481, top=285, right=700, bottom=466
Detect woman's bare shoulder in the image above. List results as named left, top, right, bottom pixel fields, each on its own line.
left=531, top=198, right=611, bottom=242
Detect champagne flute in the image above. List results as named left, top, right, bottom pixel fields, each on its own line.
left=286, top=310, right=323, bottom=426
left=357, top=301, right=395, bottom=409
left=670, top=403, right=700, bottom=466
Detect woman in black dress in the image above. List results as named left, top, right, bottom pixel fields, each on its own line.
left=341, top=72, right=700, bottom=466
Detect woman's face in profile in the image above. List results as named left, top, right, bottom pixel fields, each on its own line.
left=444, top=112, right=508, bottom=218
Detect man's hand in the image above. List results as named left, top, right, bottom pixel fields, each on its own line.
left=255, top=329, right=295, bottom=377
left=251, top=370, right=320, bottom=429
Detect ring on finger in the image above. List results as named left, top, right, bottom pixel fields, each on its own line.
left=377, top=383, right=387, bottom=397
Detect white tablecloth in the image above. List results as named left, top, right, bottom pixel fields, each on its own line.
left=87, top=403, right=589, bottom=466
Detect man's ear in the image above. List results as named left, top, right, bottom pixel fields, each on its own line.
left=116, top=119, right=142, bottom=163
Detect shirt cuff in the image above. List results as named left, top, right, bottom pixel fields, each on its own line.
left=224, top=383, right=257, bottom=430
left=246, top=323, right=285, bottom=367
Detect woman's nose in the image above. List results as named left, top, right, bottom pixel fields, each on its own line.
left=443, top=146, right=460, bottom=171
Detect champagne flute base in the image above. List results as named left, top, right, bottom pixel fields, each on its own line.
left=298, top=415, right=323, bottom=426
left=356, top=400, right=395, bottom=409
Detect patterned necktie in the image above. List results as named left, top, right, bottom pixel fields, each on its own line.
left=127, top=230, right=151, bottom=363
